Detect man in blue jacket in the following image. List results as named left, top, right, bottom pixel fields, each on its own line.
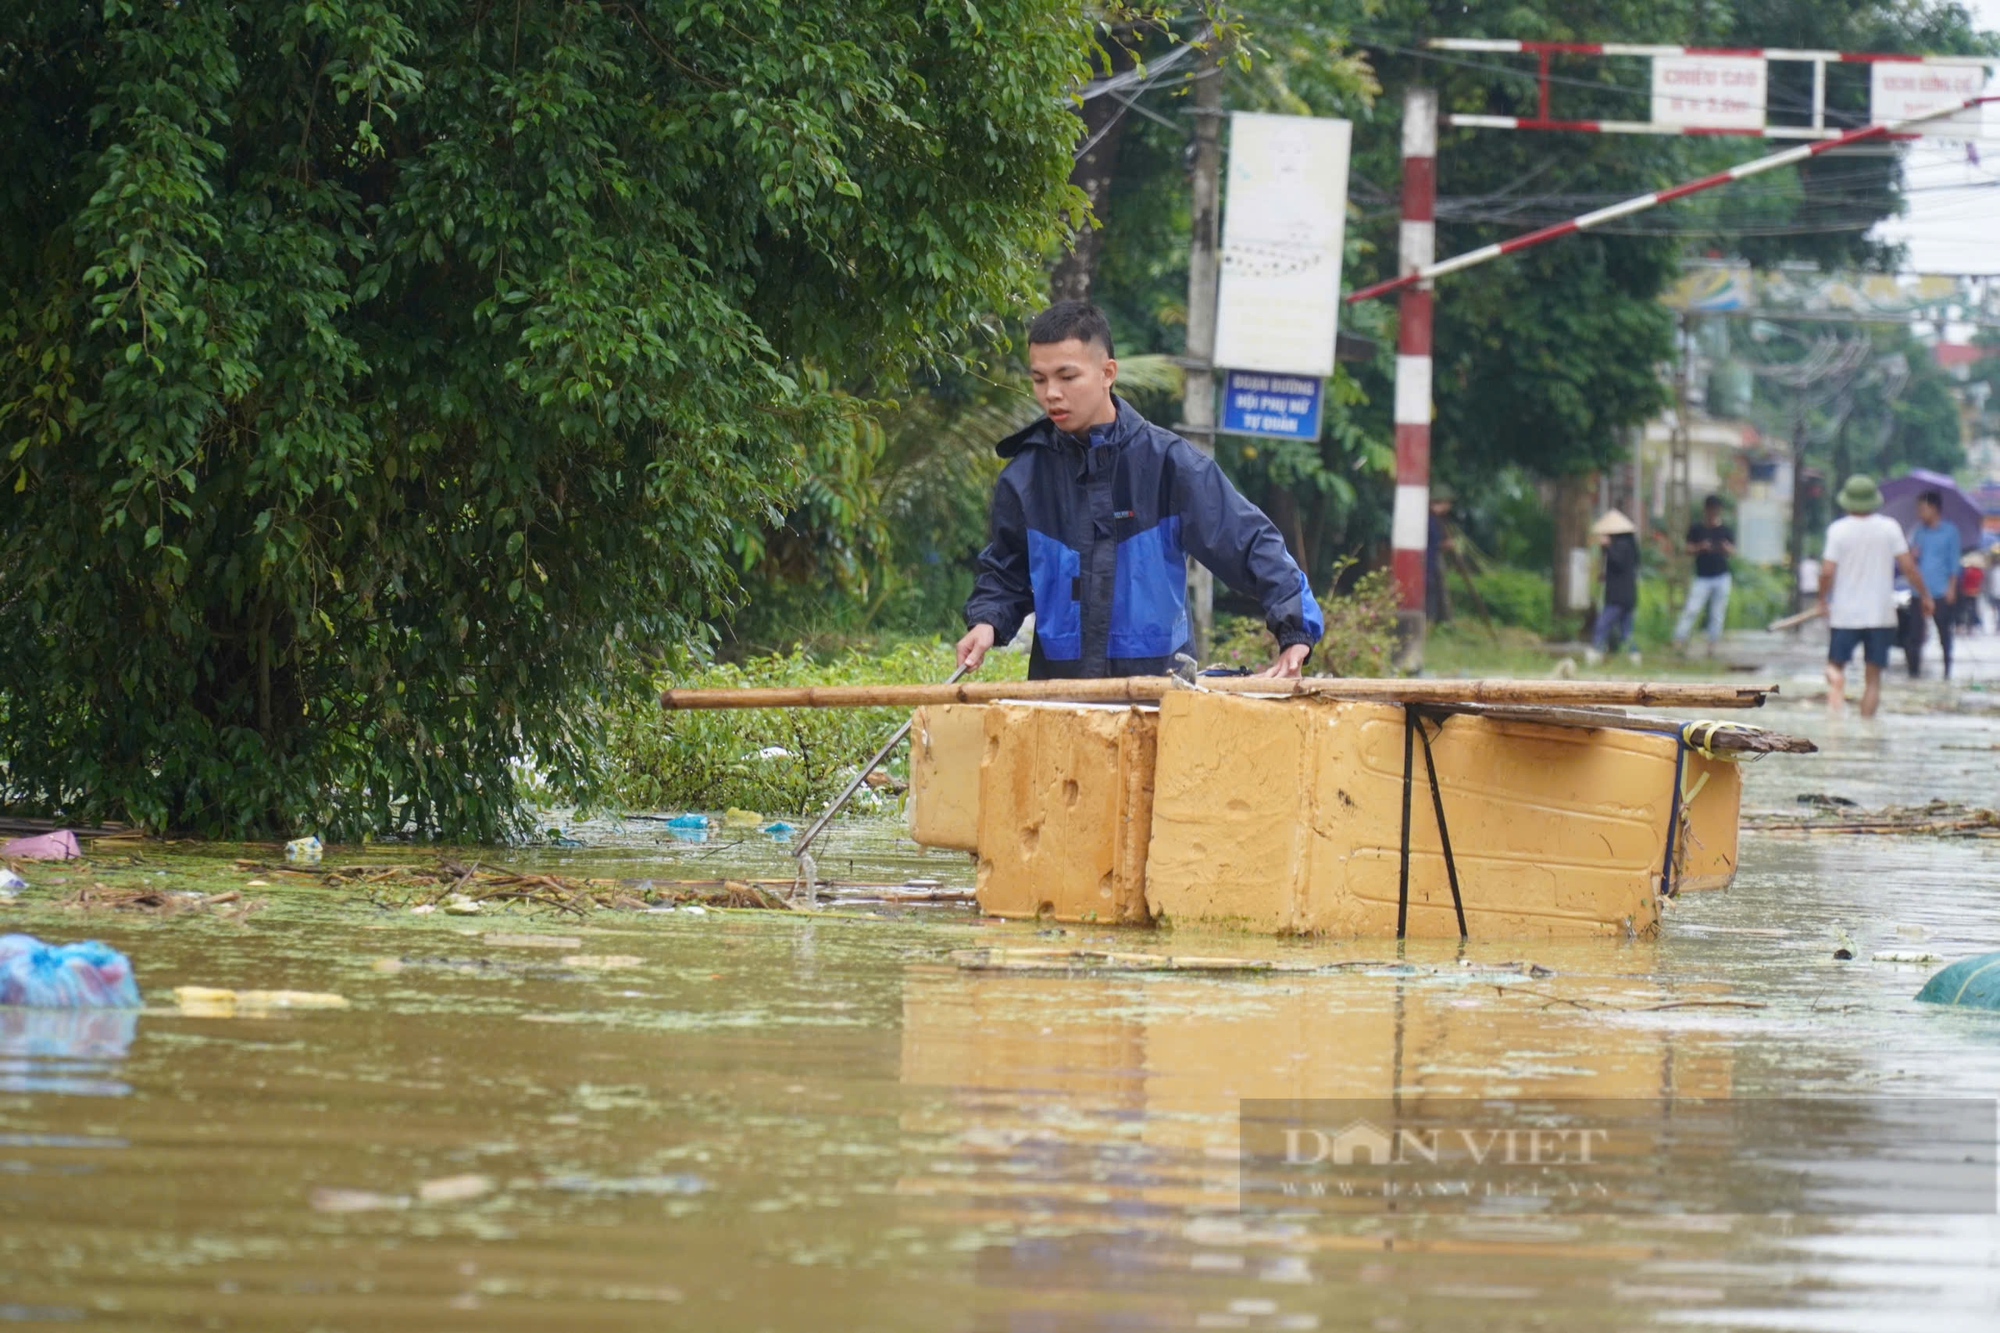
left=956, top=302, right=1324, bottom=680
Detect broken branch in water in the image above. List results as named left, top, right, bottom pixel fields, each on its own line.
left=1746, top=801, right=2000, bottom=837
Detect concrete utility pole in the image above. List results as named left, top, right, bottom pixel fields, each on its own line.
left=1181, top=46, right=1223, bottom=659
left=1389, top=87, right=1437, bottom=670
left=1668, top=314, right=1693, bottom=609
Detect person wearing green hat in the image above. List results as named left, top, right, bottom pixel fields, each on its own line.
left=1819, top=474, right=1932, bottom=718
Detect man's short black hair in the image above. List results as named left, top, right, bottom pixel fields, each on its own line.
left=1919, top=489, right=1943, bottom=509
left=1702, top=494, right=1724, bottom=511
left=1028, top=300, right=1115, bottom=357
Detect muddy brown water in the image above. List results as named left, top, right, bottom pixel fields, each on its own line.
left=4, top=699, right=2000, bottom=1330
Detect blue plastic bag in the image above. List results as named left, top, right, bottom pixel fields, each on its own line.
left=666, top=814, right=709, bottom=830
left=0, top=934, right=143, bottom=1008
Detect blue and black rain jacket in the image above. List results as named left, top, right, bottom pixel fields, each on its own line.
left=964, top=397, right=1324, bottom=680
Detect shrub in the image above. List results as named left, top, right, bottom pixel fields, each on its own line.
left=1210, top=558, right=1400, bottom=677
left=598, top=640, right=1026, bottom=816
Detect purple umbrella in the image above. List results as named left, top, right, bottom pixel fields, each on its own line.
left=1880, top=469, right=1981, bottom=550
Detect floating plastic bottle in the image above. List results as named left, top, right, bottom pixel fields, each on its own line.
left=0, top=934, right=143, bottom=1008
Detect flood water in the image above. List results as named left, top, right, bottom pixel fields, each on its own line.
left=4, top=683, right=2000, bottom=1329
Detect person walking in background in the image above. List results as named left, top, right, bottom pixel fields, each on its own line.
left=1425, top=487, right=1454, bottom=626
left=1820, top=475, right=1932, bottom=718
left=1673, top=494, right=1734, bottom=656
left=1907, top=490, right=1961, bottom=678
left=1585, top=509, right=1641, bottom=666
left=1958, top=551, right=1983, bottom=634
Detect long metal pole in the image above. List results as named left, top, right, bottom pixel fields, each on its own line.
left=1347, top=93, right=1997, bottom=306
left=788, top=665, right=969, bottom=860
left=1389, top=87, right=1438, bottom=668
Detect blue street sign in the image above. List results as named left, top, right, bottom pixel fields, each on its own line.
left=1219, top=370, right=1324, bottom=441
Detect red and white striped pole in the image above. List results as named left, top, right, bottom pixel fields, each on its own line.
left=1389, top=87, right=1438, bottom=660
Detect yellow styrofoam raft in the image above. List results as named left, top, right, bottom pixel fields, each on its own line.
left=907, top=705, right=986, bottom=852
left=902, top=692, right=1742, bottom=937
left=974, top=703, right=1157, bottom=925
left=1145, top=692, right=1687, bottom=937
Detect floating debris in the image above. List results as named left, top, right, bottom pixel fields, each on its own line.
left=483, top=933, right=584, bottom=950
left=309, top=1187, right=408, bottom=1214
left=1916, top=954, right=2000, bottom=1010
left=1747, top=800, right=2000, bottom=837
left=539, top=1172, right=708, bottom=1196
left=61, top=884, right=263, bottom=920
left=417, top=1173, right=495, bottom=1203
left=173, top=987, right=350, bottom=1016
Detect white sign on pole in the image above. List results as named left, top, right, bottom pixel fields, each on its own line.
left=1212, top=112, right=1351, bottom=379
left=1870, top=62, right=1987, bottom=125
left=1651, top=55, right=1766, bottom=129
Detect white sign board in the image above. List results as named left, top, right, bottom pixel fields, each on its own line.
left=1870, top=62, right=1987, bottom=126
left=1212, top=113, right=1351, bottom=379
left=1736, top=497, right=1785, bottom=565
left=1651, top=55, right=1766, bottom=129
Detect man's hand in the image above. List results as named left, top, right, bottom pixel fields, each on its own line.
left=1921, top=594, right=1937, bottom=618
left=1255, top=644, right=1311, bottom=679
left=955, top=623, right=996, bottom=672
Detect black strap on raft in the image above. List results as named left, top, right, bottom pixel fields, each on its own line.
left=1414, top=714, right=1470, bottom=939
left=1397, top=707, right=1470, bottom=940
left=1658, top=737, right=1689, bottom=897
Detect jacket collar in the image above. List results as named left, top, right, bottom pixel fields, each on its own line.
left=997, top=395, right=1144, bottom=460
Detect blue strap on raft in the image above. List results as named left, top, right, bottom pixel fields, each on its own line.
left=1916, top=954, right=2000, bottom=1011
left=0, top=935, right=143, bottom=1008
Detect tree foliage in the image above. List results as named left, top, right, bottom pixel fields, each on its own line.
left=0, top=0, right=1089, bottom=837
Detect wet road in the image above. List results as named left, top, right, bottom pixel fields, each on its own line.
left=2, top=674, right=1999, bottom=1330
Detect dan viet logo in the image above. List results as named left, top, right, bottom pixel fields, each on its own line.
left=1283, top=1118, right=1612, bottom=1168
left=1241, top=1097, right=2000, bottom=1216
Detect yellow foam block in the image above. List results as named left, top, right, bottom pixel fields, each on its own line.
left=173, top=986, right=350, bottom=1015
left=975, top=703, right=1157, bottom=924
left=907, top=705, right=988, bottom=852
left=1145, top=692, right=1692, bottom=938
left=1674, top=751, right=1742, bottom=891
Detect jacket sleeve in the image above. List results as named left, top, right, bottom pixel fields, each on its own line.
left=1173, top=444, right=1324, bottom=650
left=963, top=476, right=1033, bottom=645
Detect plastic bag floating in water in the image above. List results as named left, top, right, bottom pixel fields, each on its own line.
left=1916, top=953, right=2000, bottom=1011
left=0, top=935, right=142, bottom=1008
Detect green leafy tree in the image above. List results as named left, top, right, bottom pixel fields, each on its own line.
left=0, top=0, right=1088, bottom=837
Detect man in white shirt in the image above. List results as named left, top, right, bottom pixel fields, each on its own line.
left=1818, top=474, right=1932, bottom=718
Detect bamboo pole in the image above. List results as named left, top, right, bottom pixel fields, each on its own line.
left=659, top=676, right=1777, bottom=711
left=1416, top=703, right=1814, bottom=753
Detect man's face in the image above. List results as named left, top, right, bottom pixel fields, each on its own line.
left=1028, top=337, right=1117, bottom=433
left=1918, top=500, right=1941, bottom=525
left=1704, top=504, right=1722, bottom=525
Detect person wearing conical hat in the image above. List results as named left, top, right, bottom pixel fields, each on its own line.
left=1820, top=474, right=1931, bottom=718
left=1672, top=494, right=1735, bottom=656
left=1586, top=509, right=1641, bottom=666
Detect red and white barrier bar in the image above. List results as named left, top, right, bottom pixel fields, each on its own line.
left=1346, top=92, right=1997, bottom=307
left=1429, top=38, right=1994, bottom=66
left=1446, top=113, right=1854, bottom=140
left=1389, top=88, right=1437, bottom=619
